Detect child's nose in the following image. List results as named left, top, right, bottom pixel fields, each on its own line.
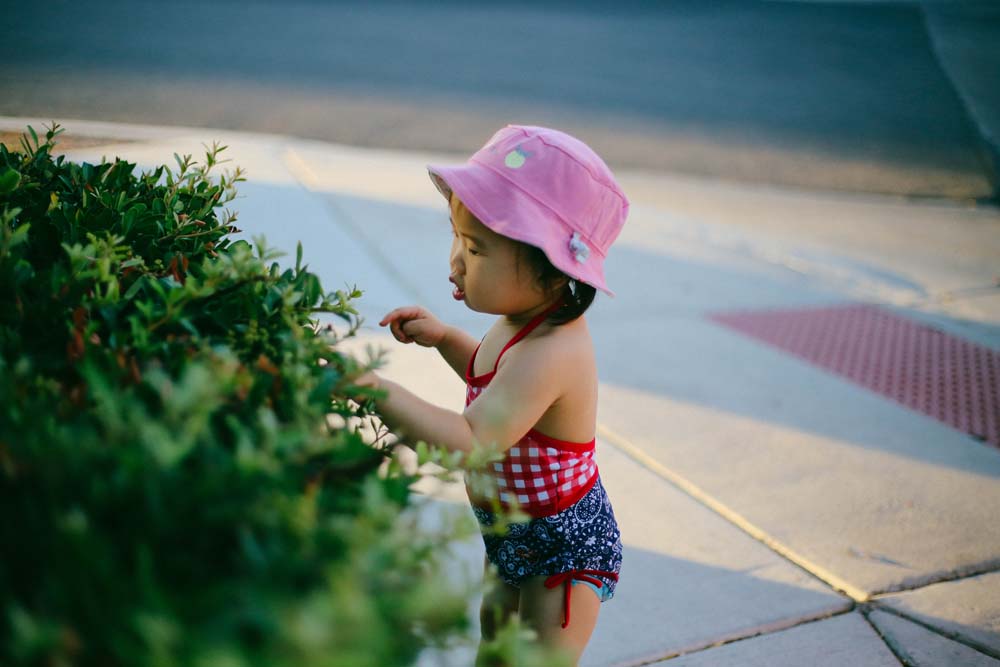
left=449, top=239, right=464, bottom=272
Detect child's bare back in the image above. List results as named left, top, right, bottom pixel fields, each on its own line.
left=473, top=315, right=598, bottom=447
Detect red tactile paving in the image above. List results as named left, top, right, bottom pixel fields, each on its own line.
left=708, top=303, right=1000, bottom=449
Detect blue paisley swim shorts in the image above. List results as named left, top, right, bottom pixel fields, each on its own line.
left=472, top=474, right=623, bottom=598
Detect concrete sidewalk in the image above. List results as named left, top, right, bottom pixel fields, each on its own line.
left=6, top=116, right=999, bottom=666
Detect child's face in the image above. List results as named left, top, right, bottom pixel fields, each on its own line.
left=448, top=194, right=547, bottom=316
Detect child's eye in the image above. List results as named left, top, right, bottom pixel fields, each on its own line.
left=468, top=248, right=480, bottom=256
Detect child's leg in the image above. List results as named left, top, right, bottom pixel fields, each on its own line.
left=477, top=556, right=522, bottom=667
left=479, top=555, right=521, bottom=640
left=517, top=576, right=601, bottom=665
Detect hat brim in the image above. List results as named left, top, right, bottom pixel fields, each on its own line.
left=427, top=162, right=614, bottom=297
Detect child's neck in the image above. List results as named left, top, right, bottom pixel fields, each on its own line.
left=501, top=296, right=564, bottom=329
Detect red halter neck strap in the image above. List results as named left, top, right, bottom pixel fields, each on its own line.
left=488, top=296, right=567, bottom=375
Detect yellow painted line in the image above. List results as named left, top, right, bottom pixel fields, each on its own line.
left=283, top=148, right=323, bottom=189
left=596, top=422, right=870, bottom=603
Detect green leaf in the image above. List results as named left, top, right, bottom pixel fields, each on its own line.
left=2, top=206, right=23, bottom=223
left=123, top=276, right=146, bottom=301
left=298, top=275, right=314, bottom=306
left=13, top=258, right=34, bottom=284
left=9, top=223, right=30, bottom=248
left=179, top=318, right=199, bottom=336
left=0, top=168, right=21, bottom=193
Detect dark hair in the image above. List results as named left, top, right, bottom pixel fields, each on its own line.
left=516, top=243, right=597, bottom=325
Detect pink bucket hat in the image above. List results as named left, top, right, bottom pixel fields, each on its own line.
left=427, top=125, right=629, bottom=297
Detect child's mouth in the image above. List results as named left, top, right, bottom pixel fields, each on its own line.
left=452, top=287, right=465, bottom=301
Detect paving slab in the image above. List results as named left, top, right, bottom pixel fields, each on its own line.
left=653, top=612, right=897, bottom=666
left=593, top=348, right=1000, bottom=599
left=581, top=443, right=850, bottom=666
left=873, top=570, right=1000, bottom=657
left=614, top=171, right=1000, bottom=343
left=580, top=176, right=1000, bottom=600
left=867, top=609, right=1000, bottom=666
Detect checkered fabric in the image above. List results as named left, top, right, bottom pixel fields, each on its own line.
left=495, top=437, right=596, bottom=509
left=466, top=385, right=598, bottom=517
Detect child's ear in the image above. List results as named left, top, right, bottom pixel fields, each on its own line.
left=553, top=275, right=571, bottom=296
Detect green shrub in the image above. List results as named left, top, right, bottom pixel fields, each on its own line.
left=0, top=123, right=479, bottom=667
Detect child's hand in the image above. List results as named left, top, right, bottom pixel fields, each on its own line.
left=379, top=306, right=448, bottom=348
left=351, top=370, right=381, bottom=391
left=344, top=370, right=381, bottom=405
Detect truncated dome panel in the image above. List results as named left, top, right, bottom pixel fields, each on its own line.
left=708, top=303, right=1000, bottom=449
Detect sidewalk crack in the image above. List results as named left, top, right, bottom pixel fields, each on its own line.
left=597, top=422, right=868, bottom=602
left=282, top=147, right=427, bottom=305
left=865, top=603, right=1000, bottom=662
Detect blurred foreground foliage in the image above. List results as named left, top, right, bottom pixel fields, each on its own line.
left=0, top=123, right=495, bottom=667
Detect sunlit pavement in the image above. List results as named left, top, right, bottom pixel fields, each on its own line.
left=7, top=115, right=999, bottom=666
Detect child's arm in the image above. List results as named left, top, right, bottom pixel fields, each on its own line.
left=369, top=377, right=476, bottom=456
left=435, top=325, right=479, bottom=380
left=355, top=337, right=568, bottom=463
left=379, top=307, right=477, bottom=381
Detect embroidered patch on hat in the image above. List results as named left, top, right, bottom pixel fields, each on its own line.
left=569, top=232, right=590, bottom=263
left=505, top=146, right=530, bottom=169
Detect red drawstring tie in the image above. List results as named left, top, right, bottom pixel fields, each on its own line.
left=543, top=570, right=619, bottom=629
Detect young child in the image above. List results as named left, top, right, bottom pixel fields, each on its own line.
left=353, top=125, right=627, bottom=665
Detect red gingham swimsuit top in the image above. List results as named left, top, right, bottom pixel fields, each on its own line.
left=464, top=300, right=598, bottom=518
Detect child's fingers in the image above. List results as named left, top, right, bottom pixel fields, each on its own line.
left=379, top=306, right=440, bottom=345
left=401, top=319, right=429, bottom=342
left=377, top=309, right=399, bottom=327
left=378, top=306, right=422, bottom=328
left=389, top=320, right=412, bottom=343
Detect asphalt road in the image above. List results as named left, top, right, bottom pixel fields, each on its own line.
left=1, top=0, right=995, bottom=198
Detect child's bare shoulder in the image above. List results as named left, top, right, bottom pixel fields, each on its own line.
left=517, top=316, right=594, bottom=374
